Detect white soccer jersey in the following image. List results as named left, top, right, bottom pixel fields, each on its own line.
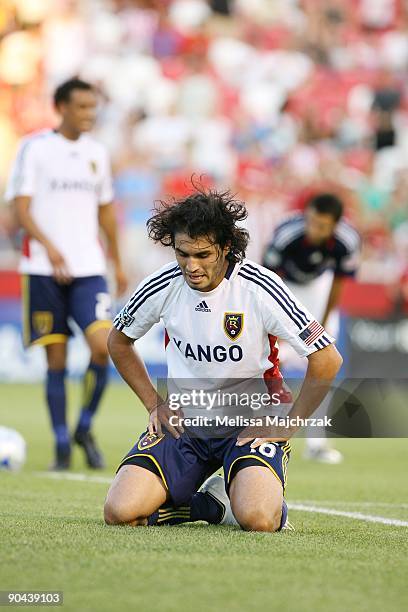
left=5, top=129, right=114, bottom=277
left=114, top=259, right=335, bottom=386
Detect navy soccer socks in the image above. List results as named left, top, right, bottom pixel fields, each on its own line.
left=46, top=363, right=108, bottom=468
left=147, top=492, right=224, bottom=526
left=46, top=368, right=70, bottom=464
left=147, top=495, right=289, bottom=530
left=75, top=362, right=108, bottom=434
left=46, top=368, right=69, bottom=447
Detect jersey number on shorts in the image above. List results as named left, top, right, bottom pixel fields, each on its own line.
left=250, top=443, right=277, bottom=458
left=95, top=292, right=111, bottom=320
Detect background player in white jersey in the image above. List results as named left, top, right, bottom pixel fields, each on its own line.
left=262, top=193, right=360, bottom=463
left=104, top=189, right=342, bottom=532
left=5, top=78, right=127, bottom=470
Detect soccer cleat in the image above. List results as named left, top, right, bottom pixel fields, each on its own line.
left=303, top=445, right=343, bottom=464
left=279, top=499, right=294, bottom=531
left=199, top=475, right=239, bottom=526
left=73, top=430, right=105, bottom=469
left=49, top=444, right=71, bottom=471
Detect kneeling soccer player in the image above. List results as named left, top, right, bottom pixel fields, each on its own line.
left=104, top=188, right=342, bottom=532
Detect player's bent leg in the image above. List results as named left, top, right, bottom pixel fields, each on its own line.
left=104, top=464, right=169, bottom=526
left=110, top=432, right=226, bottom=527
left=229, top=466, right=283, bottom=532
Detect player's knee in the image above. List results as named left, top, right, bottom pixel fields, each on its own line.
left=237, top=507, right=281, bottom=533
left=91, top=345, right=109, bottom=366
left=103, top=500, right=122, bottom=525
left=104, top=499, right=142, bottom=526
left=47, top=357, right=67, bottom=371
left=46, top=344, right=67, bottom=370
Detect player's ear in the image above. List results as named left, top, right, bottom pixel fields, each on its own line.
left=55, top=102, right=66, bottom=117
left=223, top=241, right=231, bottom=257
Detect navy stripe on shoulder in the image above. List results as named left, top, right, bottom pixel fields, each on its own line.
left=126, top=265, right=181, bottom=311
left=238, top=269, right=306, bottom=330
left=128, top=271, right=182, bottom=316
left=240, top=263, right=311, bottom=328
left=114, top=271, right=183, bottom=331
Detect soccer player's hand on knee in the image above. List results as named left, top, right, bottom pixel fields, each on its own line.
left=236, top=421, right=290, bottom=447
left=236, top=435, right=288, bottom=448
left=148, top=402, right=184, bottom=439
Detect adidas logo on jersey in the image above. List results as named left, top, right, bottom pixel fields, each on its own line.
left=195, top=301, right=211, bottom=312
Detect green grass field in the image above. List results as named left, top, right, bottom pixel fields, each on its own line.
left=1, top=382, right=407, bottom=612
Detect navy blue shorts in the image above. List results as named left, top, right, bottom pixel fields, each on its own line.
left=22, top=274, right=112, bottom=346
left=116, top=430, right=291, bottom=506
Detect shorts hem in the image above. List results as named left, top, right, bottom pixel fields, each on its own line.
left=30, top=333, right=69, bottom=347
left=84, top=320, right=112, bottom=336
left=226, top=455, right=283, bottom=489
left=116, top=453, right=169, bottom=490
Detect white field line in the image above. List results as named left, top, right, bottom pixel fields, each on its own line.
left=288, top=503, right=408, bottom=527
left=33, top=471, right=408, bottom=527
left=34, top=471, right=112, bottom=484
left=291, top=499, right=408, bottom=509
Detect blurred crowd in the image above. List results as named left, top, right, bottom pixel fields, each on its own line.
left=0, top=0, right=408, bottom=287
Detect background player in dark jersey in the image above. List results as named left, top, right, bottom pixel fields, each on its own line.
left=263, top=193, right=360, bottom=328
left=262, top=193, right=360, bottom=463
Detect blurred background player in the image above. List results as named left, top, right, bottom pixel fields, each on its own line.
left=5, top=78, right=127, bottom=470
left=262, top=193, right=360, bottom=463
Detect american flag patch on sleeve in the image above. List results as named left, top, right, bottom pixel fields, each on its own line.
left=299, top=321, right=325, bottom=345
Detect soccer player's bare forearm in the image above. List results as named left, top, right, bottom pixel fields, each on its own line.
left=98, top=204, right=127, bottom=294
left=107, top=328, right=160, bottom=412
left=289, top=344, right=343, bottom=423
left=14, top=197, right=53, bottom=249
left=98, top=204, right=121, bottom=266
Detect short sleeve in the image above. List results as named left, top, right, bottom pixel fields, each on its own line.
left=334, top=223, right=361, bottom=277
left=262, top=242, right=283, bottom=272
left=98, top=149, right=114, bottom=205
left=259, top=273, right=335, bottom=358
left=335, top=248, right=360, bottom=277
left=113, top=264, right=180, bottom=340
left=5, top=138, right=38, bottom=200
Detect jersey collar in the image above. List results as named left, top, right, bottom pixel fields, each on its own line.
left=185, top=261, right=237, bottom=297
left=224, top=261, right=235, bottom=280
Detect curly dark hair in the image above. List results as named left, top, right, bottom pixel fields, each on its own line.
left=147, top=187, right=249, bottom=263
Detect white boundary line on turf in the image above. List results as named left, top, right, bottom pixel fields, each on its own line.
left=288, top=503, right=408, bottom=527
left=291, top=500, right=408, bottom=509
left=33, top=471, right=408, bottom=527
left=34, top=471, right=112, bottom=484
